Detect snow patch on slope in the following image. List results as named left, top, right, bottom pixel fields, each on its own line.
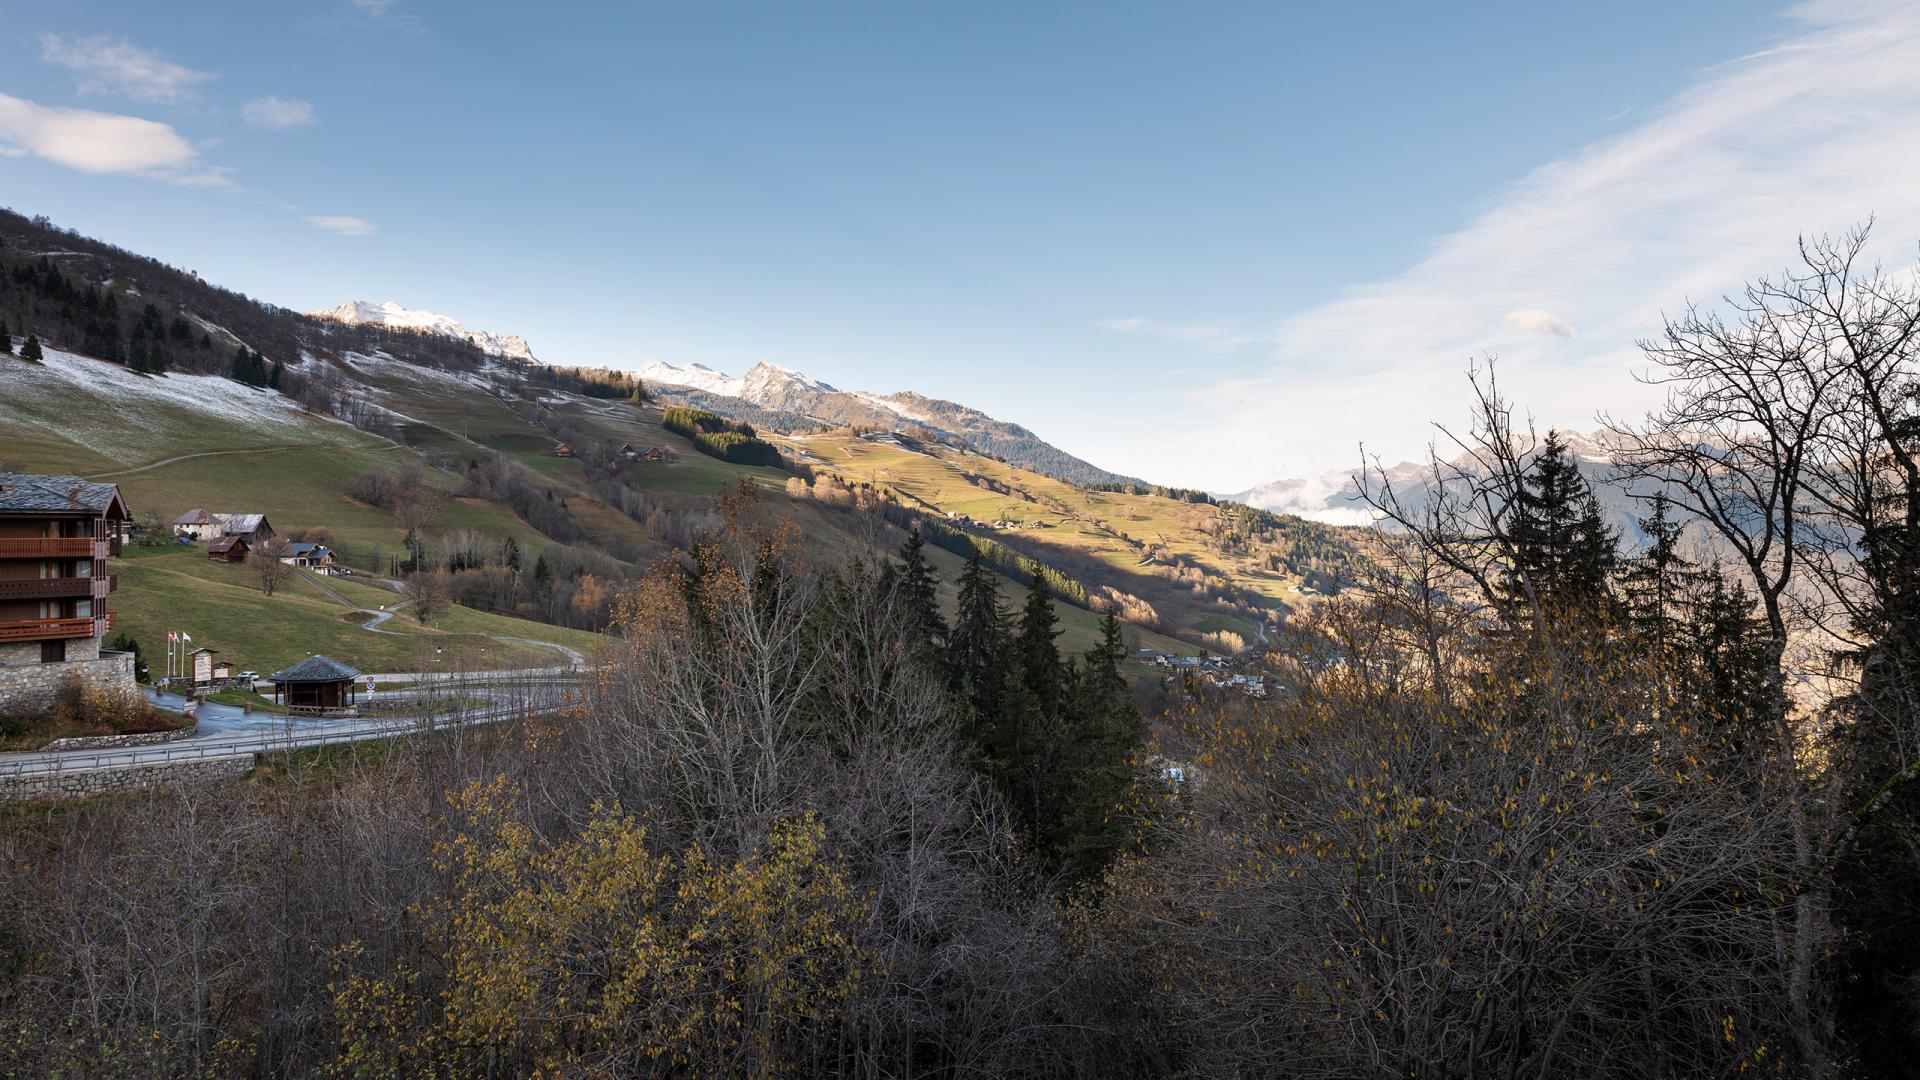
left=0, top=346, right=334, bottom=465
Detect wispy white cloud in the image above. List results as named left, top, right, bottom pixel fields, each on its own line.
left=1503, top=309, right=1575, bottom=337
left=241, top=96, right=316, bottom=130
left=1112, top=0, right=1920, bottom=493
left=1099, top=317, right=1278, bottom=352
left=38, top=34, right=214, bottom=105
left=0, top=92, right=232, bottom=188
left=347, top=0, right=425, bottom=30
left=308, top=215, right=376, bottom=236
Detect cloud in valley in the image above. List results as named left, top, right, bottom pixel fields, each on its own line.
left=38, top=35, right=215, bottom=105
left=1119, top=0, right=1920, bottom=493
left=242, top=96, right=316, bottom=130
left=308, top=215, right=376, bottom=236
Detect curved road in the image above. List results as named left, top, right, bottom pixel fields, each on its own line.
left=0, top=679, right=578, bottom=777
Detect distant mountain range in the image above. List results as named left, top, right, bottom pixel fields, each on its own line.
left=1232, top=430, right=1664, bottom=544
left=640, top=360, right=1135, bottom=487
left=308, top=300, right=538, bottom=363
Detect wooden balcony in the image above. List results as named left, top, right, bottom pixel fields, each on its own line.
left=0, top=613, right=112, bottom=642
left=0, top=576, right=113, bottom=601
left=0, top=537, right=101, bottom=559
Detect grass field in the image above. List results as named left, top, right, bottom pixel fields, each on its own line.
left=110, top=550, right=602, bottom=676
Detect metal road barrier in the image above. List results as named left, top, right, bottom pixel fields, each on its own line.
left=0, top=696, right=561, bottom=777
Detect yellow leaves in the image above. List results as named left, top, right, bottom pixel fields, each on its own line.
left=332, top=780, right=868, bottom=1079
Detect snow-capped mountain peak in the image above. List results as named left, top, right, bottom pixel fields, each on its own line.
left=637, top=361, right=746, bottom=398
left=307, top=299, right=537, bottom=363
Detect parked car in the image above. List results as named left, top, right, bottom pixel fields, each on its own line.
left=236, top=670, right=259, bottom=681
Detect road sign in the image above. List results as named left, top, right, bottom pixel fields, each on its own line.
left=366, top=676, right=377, bottom=694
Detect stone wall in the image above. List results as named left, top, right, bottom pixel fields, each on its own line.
left=0, top=649, right=136, bottom=717
left=39, top=722, right=198, bottom=752
left=0, top=754, right=255, bottom=803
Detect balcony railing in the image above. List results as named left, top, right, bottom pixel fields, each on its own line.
left=0, top=613, right=112, bottom=642
left=0, top=537, right=98, bottom=559
left=0, top=576, right=113, bottom=601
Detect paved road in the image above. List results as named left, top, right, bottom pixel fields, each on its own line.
left=0, top=680, right=575, bottom=777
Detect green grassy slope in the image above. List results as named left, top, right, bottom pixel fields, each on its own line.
left=111, top=550, right=599, bottom=675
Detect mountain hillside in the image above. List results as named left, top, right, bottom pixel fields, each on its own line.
left=643, top=360, right=1135, bottom=486
left=0, top=206, right=1365, bottom=668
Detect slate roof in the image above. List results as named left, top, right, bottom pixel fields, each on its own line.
left=0, top=473, right=126, bottom=517
left=173, top=508, right=219, bottom=525
left=285, top=542, right=332, bottom=557
left=267, top=655, right=362, bottom=684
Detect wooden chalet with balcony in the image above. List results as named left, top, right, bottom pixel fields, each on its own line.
left=0, top=473, right=135, bottom=715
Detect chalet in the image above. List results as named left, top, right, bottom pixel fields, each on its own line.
left=172, top=508, right=222, bottom=541
left=0, top=473, right=132, bottom=715
left=637, top=446, right=666, bottom=461
left=552, top=442, right=576, bottom=458
left=615, top=442, right=639, bottom=460
left=267, top=654, right=363, bottom=713
left=281, top=542, right=336, bottom=574
left=208, top=535, right=250, bottom=563
left=173, top=509, right=276, bottom=545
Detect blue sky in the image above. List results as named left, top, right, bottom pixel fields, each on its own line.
left=5, top=0, right=1919, bottom=491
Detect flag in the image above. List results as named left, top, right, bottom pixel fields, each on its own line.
left=182, top=632, right=192, bottom=643
left=168, top=631, right=177, bottom=642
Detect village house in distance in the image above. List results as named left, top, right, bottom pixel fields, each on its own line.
left=172, top=508, right=275, bottom=546
left=0, top=473, right=134, bottom=715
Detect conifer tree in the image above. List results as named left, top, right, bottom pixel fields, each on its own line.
left=949, top=552, right=1008, bottom=706
left=20, top=334, right=42, bottom=362
left=1016, top=568, right=1064, bottom=718
left=1504, top=431, right=1616, bottom=614
left=895, top=529, right=948, bottom=660
left=1050, top=612, right=1150, bottom=881
left=0, top=318, right=11, bottom=354
left=1621, top=494, right=1692, bottom=659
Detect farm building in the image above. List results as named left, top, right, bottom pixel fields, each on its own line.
left=208, top=535, right=250, bottom=563
left=174, top=509, right=277, bottom=545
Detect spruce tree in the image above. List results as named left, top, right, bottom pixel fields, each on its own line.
left=950, top=552, right=1009, bottom=706
left=1620, top=494, right=1693, bottom=659
left=1052, top=612, right=1149, bottom=881
left=895, top=529, right=948, bottom=660
left=0, top=318, right=11, bottom=354
left=1016, top=568, right=1064, bottom=718
left=20, top=334, right=42, bottom=362
left=1504, top=431, right=1616, bottom=614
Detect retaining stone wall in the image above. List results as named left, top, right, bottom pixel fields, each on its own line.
left=0, top=650, right=136, bottom=717
left=0, top=754, right=255, bottom=803
left=39, top=723, right=198, bottom=752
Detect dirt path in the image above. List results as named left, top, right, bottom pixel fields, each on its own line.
left=85, top=436, right=404, bottom=480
